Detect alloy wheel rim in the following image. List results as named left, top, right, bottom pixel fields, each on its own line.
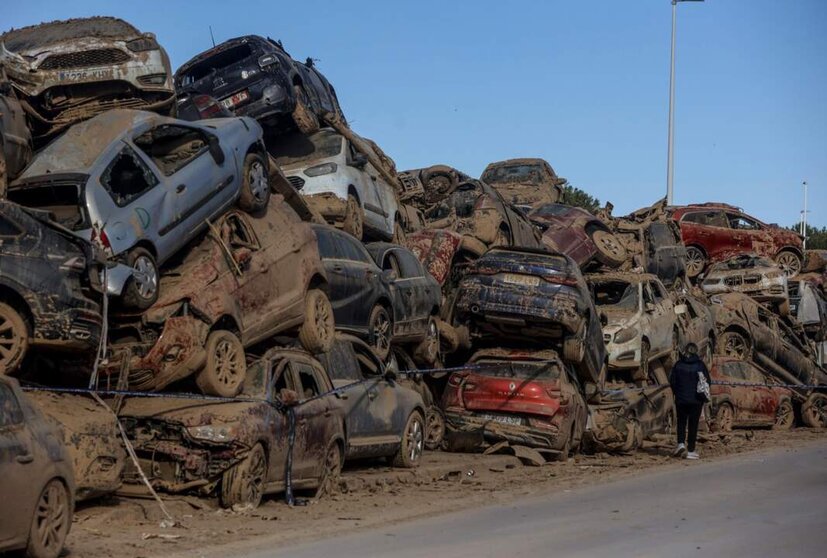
left=776, top=253, right=800, bottom=276
left=373, top=311, right=390, bottom=351
left=245, top=448, right=266, bottom=504
left=0, top=310, right=24, bottom=368
left=315, top=296, right=332, bottom=344
left=686, top=248, right=704, bottom=275
left=408, top=417, right=424, bottom=461
left=249, top=161, right=268, bottom=202
left=723, top=333, right=748, bottom=359
left=776, top=403, right=793, bottom=427
left=133, top=256, right=158, bottom=299
left=215, top=339, right=242, bottom=386
left=35, top=482, right=67, bottom=553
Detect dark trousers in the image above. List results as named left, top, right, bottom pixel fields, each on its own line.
left=676, top=402, right=704, bottom=452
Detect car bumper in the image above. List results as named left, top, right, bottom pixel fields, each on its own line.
left=443, top=410, right=562, bottom=451
left=605, top=339, right=642, bottom=370
left=301, top=192, right=349, bottom=224
left=235, top=84, right=292, bottom=120
left=32, top=303, right=102, bottom=351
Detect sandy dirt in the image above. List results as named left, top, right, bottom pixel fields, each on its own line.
left=64, top=427, right=826, bottom=558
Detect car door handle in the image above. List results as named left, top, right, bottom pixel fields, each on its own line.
left=332, top=265, right=344, bottom=272
left=16, top=453, right=34, bottom=464
left=368, top=391, right=377, bottom=400
left=176, top=184, right=186, bottom=194
left=324, top=409, right=332, bottom=418
left=334, top=392, right=349, bottom=400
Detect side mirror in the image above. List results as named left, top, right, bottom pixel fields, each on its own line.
left=674, top=304, right=687, bottom=315
left=208, top=135, right=225, bottom=165
left=645, top=302, right=656, bottom=313
left=279, top=388, right=299, bottom=406
left=382, top=269, right=398, bottom=282
left=351, top=153, right=368, bottom=169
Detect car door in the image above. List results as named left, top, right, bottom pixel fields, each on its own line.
left=336, top=232, right=383, bottom=330
left=725, top=212, right=759, bottom=255
left=351, top=341, right=397, bottom=440
left=290, top=359, right=336, bottom=481
left=683, top=210, right=732, bottom=261
left=348, top=142, right=392, bottom=236
left=0, top=382, right=40, bottom=546
left=395, top=248, right=436, bottom=336
left=263, top=359, right=295, bottom=487
left=743, top=362, right=777, bottom=424
left=718, top=361, right=748, bottom=422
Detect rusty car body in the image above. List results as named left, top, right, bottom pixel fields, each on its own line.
left=118, top=347, right=346, bottom=509
left=701, top=254, right=789, bottom=315
left=707, top=356, right=795, bottom=431
left=453, top=248, right=606, bottom=394
left=671, top=203, right=803, bottom=278
left=0, top=200, right=103, bottom=375
left=26, top=390, right=125, bottom=500
left=314, top=334, right=427, bottom=468
left=0, top=376, right=75, bottom=558
left=441, top=348, right=587, bottom=459
left=528, top=203, right=628, bottom=270
left=0, top=17, right=174, bottom=146
left=479, top=158, right=565, bottom=211
left=0, top=65, right=32, bottom=194
left=103, top=199, right=334, bottom=397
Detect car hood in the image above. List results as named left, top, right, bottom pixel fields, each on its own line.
left=118, top=396, right=264, bottom=428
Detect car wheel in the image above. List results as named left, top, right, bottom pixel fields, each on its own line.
left=196, top=330, right=246, bottom=397
left=238, top=152, right=271, bottom=213
left=553, top=425, right=575, bottom=462
left=0, top=301, right=29, bottom=375
left=590, top=229, right=627, bottom=268
left=369, top=305, right=392, bottom=360
left=711, top=403, right=734, bottom=432
left=775, top=250, right=802, bottom=277
left=392, top=410, right=425, bottom=468
left=801, top=394, right=827, bottom=429
left=685, top=246, right=706, bottom=278
left=299, top=289, right=335, bottom=353
left=26, top=478, right=71, bottom=558
left=392, top=220, right=406, bottom=244
left=291, top=85, right=320, bottom=134
left=220, top=443, right=266, bottom=509
left=634, top=341, right=650, bottom=384
left=562, top=336, right=585, bottom=363
left=413, top=316, right=439, bottom=366
left=342, top=194, right=364, bottom=240
left=717, top=330, right=751, bottom=360
left=422, top=165, right=458, bottom=204
left=314, top=440, right=342, bottom=499
left=424, top=407, right=445, bottom=451
left=774, top=399, right=794, bottom=430
left=121, top=247, right=159, bottom=310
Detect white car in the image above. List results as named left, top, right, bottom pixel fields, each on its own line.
left=273, top=129, right=400, bottom=241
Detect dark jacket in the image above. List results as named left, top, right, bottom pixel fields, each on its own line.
left=669, top=354, right=711, bottom=406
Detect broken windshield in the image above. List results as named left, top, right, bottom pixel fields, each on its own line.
left=592, top=280, right=639, bottom=312
left=472, top=359, right=561, bottom=380
left=483, top=164, right=545, bottom=185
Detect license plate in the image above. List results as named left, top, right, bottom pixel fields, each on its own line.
left=221, top=90, right=249, bottom=108
left=480, top=413, right=523, bottom=426
left=501, top=273, right=540, bottom=287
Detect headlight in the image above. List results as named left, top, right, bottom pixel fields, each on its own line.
left=126, top=36, right=159, bottom=52
left=613, top=327, right=638, bottom=344
left=305, top=163, right=337, bottom=177
left=187, top=424, right=237, bottom=443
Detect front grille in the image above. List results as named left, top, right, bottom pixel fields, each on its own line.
left=724, top=277, right=742, bottom=287
left=54, top=96, right=149, bottom=124
left=743, top=275, right=760, bottom=285
left=287, top=176, right=305, bottom=190
left=40, top=48, right=131, bottom=70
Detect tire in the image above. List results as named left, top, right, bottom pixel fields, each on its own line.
left=25, top=478, right=72, bottom=558
left=121, top=247, right=159, bottom=310
left=238, top=152, right=271, bottom=213
left=291, top=85, right=320, bottom=135
left=424, top=408, right=446, bottom=451
left=196, top=330, right=246, bottom=397
left=0, top=301, right=29, bottom=375
left=801, top=394, right=827, bottom=428
left=220, top=443, right=266, bottom=509
left=298, top=289, right=335, bottom=353
left=313, top=440, right=342, bottom=499
left=774, top=399, right=794, bottom=430
left=774, top=250, right=802, bottom=277
left=342, top=194, right=364, bottom=240
left=777, top=298, right=791, bottom=317
left=711, top=403, right=734, bottom=433
left=392, top=411, right=425, bottom=468
left=590, top=229, right=627, bottom=268
left=562, top=336, right=585, bottom=363
left=422, top=165, right=458, bottom=204
left=392, top=219, right=406, bottom=244
left=666, top=329, right=680, bottom=369
left=685, top=246, right=706, bottom=278
left=554, top=426, right=574, bottom=462
left=717, top=330, right=751, bottom=360
left=368, top=304, right=392, bottom=361
left=413, top=316, right=439, bottom=366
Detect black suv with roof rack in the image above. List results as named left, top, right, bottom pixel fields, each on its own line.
left=174, top=35, right=345, bottom=134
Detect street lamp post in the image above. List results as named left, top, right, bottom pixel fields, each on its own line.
left=666, top=0, right=703, bottom=206
left=802, top=180, right=808, bottom=250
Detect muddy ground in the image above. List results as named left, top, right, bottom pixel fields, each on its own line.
left=65, top=428, right=825, bottom=558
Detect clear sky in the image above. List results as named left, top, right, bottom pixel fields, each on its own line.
left=5, top=0, right=826, bottom=226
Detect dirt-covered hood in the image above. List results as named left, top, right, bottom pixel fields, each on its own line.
left=118, top=396, right=267, bottom=428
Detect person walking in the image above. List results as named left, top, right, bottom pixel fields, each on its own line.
left=669, top=342, right=711, bottom=460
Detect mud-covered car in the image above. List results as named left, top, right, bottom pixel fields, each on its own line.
left=671, top=203, right=803, bottom=278
left=119, top=347, right=346, bottom=509
left=479, top=158, right=565, bottom=211
left=789, top=279, right=827, bottom=345
left=274, top=130, right=401, bottom=241
left=453, top=248, right=606, bottom=394
left=389, top=346, right=445, bottom=450
left=0, top=200, right=103, bottom=375
left=315, top=334, right=427, bottom=468
left=441, top=348, right=587, bottom=460
left=528, top=203, right=627, bottom=269
left=589, top=273, right=680, bottom=381
left=175, top=35, right=344, bottom=134
left=104, top=201, right=334, bottom=396
left=26, top=391, right=125, bottom=500
left=674, top=293, right=716, bottom=365
left=0, top=376, right=75, bottom=558
left=701, top=255, right=789, bottom=315
left=707, top=356, right=795, bottom=432
left=0, top=17, right=174, bottom=146
left=0, top=66, right=32, bottom=195
left=9, top=109, right=271, bottom=310
left=583, top=360, right=675, bottom=453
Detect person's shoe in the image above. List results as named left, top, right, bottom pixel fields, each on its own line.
left=686, top=451, right=700, bottom=460
left=673, top=443, right=687, bottom=458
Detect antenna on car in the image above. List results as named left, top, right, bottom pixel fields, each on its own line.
left=209, top=25, right=216, bottom=48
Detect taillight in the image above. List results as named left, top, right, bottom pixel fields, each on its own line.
left=194, top=95, right=222, bottom=118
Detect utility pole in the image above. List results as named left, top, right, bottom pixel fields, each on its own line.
left=802, top=180, right=808, bottom=250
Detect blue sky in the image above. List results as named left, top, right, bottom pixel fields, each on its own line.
left=6, top=0, right=826, bottom=226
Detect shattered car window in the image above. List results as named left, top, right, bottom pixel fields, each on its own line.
left=101, top=146, right=159, bottom=207
left=427, top=183, right=481, bottom=220
left=270, top=131, right=343, bottom=167
left=134, top=125, right=208, bottom=177
left=709, top=255, right=775, bottom=272
left=483, top=164, right=544, bottom=185
left=297, top=364, right=321, bottom=399
left=0, top=383, right=24, bottom=427
left=682, top=211, right=729, bottom=228
left=472, top=359, right=562, bottom=380
left=178, top=43, right=254, bottom=85
left=727, top=214, right=760, bottom=230
left=592, top=281, right=638, bottom=312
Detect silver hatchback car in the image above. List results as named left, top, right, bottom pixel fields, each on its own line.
left=10, top=109, right=271, bottom=309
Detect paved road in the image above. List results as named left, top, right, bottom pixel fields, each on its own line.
left=243, top=442, right=827, bottom=558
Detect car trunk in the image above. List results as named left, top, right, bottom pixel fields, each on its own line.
left=9, top=175, right=90, bottom=231
left=459, top=373, right=562, bottom=420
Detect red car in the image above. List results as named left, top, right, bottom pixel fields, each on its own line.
left=441, top=348, right=588, bottom=460
left=671, top=203, right=803, bottom=278
left=708, top=356, right=795, bottom=431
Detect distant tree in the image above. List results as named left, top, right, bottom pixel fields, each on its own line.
left=560, top=184, right=600, bottom=213
left=788, top=223, right=827, bottom=250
